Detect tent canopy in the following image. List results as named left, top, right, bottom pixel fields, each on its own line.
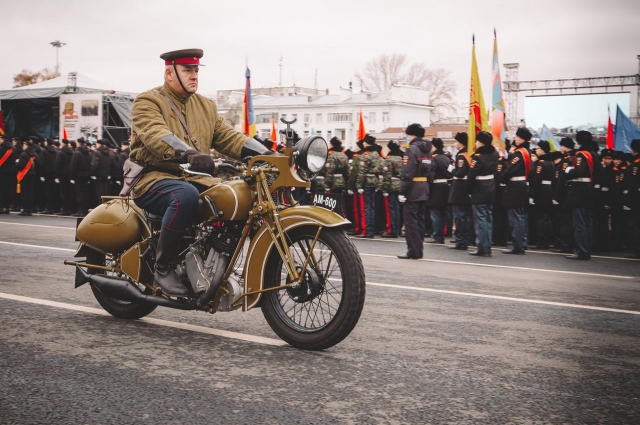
left=0, top=72, right=132, bottom=100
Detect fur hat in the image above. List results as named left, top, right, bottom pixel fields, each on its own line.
left=600, top=148, right=613, bottom=159
left=363, top=134, right=377, bottom=145
left=405, top=123, right=425, bottom=138
left=77, top=137, right=87, bottom=145
left=387, top=140, right=401, bottom=152
left=70, top=141, right=77, bottom=149
left=329, top=136, right=343, bottom=149
left=576, top=131, right=593, bottom=146
left=96, top=138, right=108, bottom=146
left=356, top=140, right=364, bottom=150
left=432, top=137, right=444, bottom=151
left=476, top=131, right=493, bottom=145
left=61, top=139, right=70, bottom=145
left=515, top=127, right=532, bottom=141
left=454, top=132, right=468, bottom=145
left=51, top=139, right=60, bottom=147
left=536, top=140, right=551, bottom=154
left=344, top=149, right=354, bottom=160
left=550, top=151, right=563, bottom=161
left=559, top=137, right=574, bottom=149
left=631, top=139, right=640, bottom=153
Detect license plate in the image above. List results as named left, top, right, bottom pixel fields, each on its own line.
left=312, top=193, right=344, bottom=216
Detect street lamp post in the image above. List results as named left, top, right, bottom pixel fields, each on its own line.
left=49, top=40, right=67, bottom=75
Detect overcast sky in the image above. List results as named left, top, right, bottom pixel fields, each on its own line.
left=2, top=0, right=639, bottom=124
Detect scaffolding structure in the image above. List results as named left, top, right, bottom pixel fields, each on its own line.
left=503, top=55, right=640, bottom=131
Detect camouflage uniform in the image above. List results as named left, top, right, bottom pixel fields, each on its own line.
left=378, top=153, right=402, bottom=236
left=347, top=153, right=363, bottom=234
left=356, top=147, right=381, bottom=237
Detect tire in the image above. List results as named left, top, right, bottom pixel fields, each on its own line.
left=86, top=248, right=157, bottom=320
left=261, top=226, right=366, bottom=350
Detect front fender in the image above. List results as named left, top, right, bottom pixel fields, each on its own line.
left=242, top=206, right=349, bottom=310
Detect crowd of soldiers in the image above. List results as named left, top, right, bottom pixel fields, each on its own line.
left=0, top=134, right=130, bottom=217
left=271, top=131, right=640, bottom=260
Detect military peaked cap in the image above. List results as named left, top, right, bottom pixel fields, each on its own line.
left=160, top=49, right=205, bottom=66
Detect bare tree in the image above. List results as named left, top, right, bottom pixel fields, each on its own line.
left=12, top=68, right=61, bottom=88
left=223, top=103, right=243, bottom=127
left=354, top=54, right=458, bottom=121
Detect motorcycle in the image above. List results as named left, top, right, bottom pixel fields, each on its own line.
left=65, top=119, right=366, bottom=350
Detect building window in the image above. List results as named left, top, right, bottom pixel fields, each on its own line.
left=288, top=93, right=293, bottom=96
left=328, top=113, right=352, bottom=123
left=317, top=130, right=322, bottom=136
left=326, top=131, right=332, bottom=140
left=304, top=114, right=310, bottom=123
left=291, top=114, right=298, bottom=121
left=281, top=113, right=286, bottom=119
left=303, top=131, right=309, bottom=136
left=316, top=113, right=323, bottom=123
left=369, top=112, right=376, bottom=123
left=382, top=112, right=389, bottom=122
left=256, top=113, right=276, bottom=124
left=261, top=129, right=271, bottom=139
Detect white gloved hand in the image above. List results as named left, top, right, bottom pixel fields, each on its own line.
left=90, top=176, right=97, bottom=180
left=116, top=181, right=121, bottom=185
left=357, top=189, right=364, bottom=194
left=604, top=205, right=611, bottom=210
left=70, top=180, right=75, bottom=184
left=107, top=176, right=111, bottom=180
left=529, top=198, right=535, bottom=205
left=552, top=200, right=559, bottom=205
left=347, top=190, right=354, bottom=195
left=623, top=205, right=631, bottom=211
left=398, top=195, right=406, bottom=203
left=447, top=164, right=454, bottom=173
left=40, top=177, right=45, bottom=182
left=383, top=192, right=389, bottom=197
left=54, top=178, right=60, bottom=184
left=564, top=166, right=574, bottom=174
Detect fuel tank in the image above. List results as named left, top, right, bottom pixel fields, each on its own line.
left=76, top=199, right=148, bottom=254
left=199, top=180, right=253, bottom=221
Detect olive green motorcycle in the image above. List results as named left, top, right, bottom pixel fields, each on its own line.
left=65, top=122, right=365, bottom=350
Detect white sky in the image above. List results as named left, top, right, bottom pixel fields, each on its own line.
left=2, top=0, right=639, bottom=122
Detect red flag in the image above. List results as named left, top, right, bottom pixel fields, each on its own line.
left=606, top=105, right=614, bottom=149
left=0, top=98, right=5, bottom=136
left=63, top=126, right=69, bottom=140
left=357, top=109, right=366, bottom=141
left=270, top=118, right=277, bottom=142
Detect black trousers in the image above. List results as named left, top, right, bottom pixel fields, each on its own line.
left=404, top=200, right=426, bottom=258
left=58, top=176, right=73, bottom=213
left=19, top=175, right=35, bottom=212
left=93, top=176, right=110, bottom=204
left=0, top=172, right=14, bottom=210
left=44, top=174, right=58, bottom=212
left=74, top=176, right=90, bottom=214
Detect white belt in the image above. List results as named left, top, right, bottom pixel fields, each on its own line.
left=571, top=178, right=591, bottom=183
left=601, top=187, right=609, bottom=192
left=452, top=176, right=467, bottom=180
left=541, top=180, right=552, bottom=185
left=510, top=176, right=526, bottom=181
left=476, top=175, right=494, bottom=180
left=500, top=183, right=506, bottom=187
left=315, top=176, right=325, bottom=180
left=391, top=177, right=399, bottom=180
left=334, top=174, right=343, bottom=177
left=366, top=174, right=376, bottom=177
left=433, top=179, right=448, bottom=183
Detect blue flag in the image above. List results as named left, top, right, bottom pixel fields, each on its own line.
left=614, top=105, right=640, bottom=153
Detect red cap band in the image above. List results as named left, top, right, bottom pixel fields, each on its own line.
left=165, top=57, right=200, bottom=66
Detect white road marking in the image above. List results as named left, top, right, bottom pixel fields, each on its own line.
left=0, top=221, right=76, bottom=230
left=361, top=281, right=640, bottom=315
left=0, top=241, right=76, bottom=252
left=359, top=253, right=635, bottom=280
left=0, top=292, right=287, bottom=347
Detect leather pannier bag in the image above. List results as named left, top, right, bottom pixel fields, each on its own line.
left=119, top=159, right=147, bottom=197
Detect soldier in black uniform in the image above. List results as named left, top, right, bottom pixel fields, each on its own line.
left=609, top=151, right=627, bottom=250
left=502, top=127, right=532, bottom=254
left=16, top=139, right=39, bottom=216
left=622, top=140, right=640, bottom=258
left=529, top=140, right=555, bottom=249
left=110, top=140, right=126, bottom=196
left=564, top=131, right=601, bottom=260
left=10, top=137, right=23, bottom=211
left=41, top=138, right=59, bottom=214
left=55, top=139, right=74, bottom=215
left=448, top=132, right=472, bottom=250
left=426, top=138, right=451, bottom=244
left=91, top=139, right=115, bottom=204
left=0, top=135, right=17, bottom=214
left=70, top=138, right=92, bottom=216
left=398, top=123, right=434, bottom=259
left=467, top=131, right=498, bottom=256
left=550, top=137, right=575, bottom=253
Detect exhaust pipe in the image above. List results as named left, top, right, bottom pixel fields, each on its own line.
left=75, top=266, right=196, bottom=310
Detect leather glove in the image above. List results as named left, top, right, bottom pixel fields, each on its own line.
left=552, top=200, right=559, bottom=205
left=357, top=189, right=364, bottom=194
left=383, top=192, right=389, bottom=197
left=398, top=195, right=406, bottom=203
left=70, top=180, right=75, bottom=184
left=347, top=190, right=354, bottom=195
left=54, top=178, right=60, bottom=184
left=183, top=149, right=216, bottom=174
left=529, top=198, right=535, bottom=205
left=40, top=177, right=45, bottom=182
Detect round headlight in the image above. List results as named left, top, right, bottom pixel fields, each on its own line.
left=294, top=135, right=328, bottom=178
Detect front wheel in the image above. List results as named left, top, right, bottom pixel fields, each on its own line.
left=261, top=226, right=366, bottom=350
left=86, top=248, right=157, bottom=320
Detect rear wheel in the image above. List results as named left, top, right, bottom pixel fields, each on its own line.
left=261, top=226, right=366, bottom=350
left=86, top=248, right=157, bottom=320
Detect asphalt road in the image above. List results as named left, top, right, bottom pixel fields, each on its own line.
left=1, top=213, right=639, bottom=424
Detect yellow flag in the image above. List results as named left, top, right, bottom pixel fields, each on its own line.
left=468, top=35, right=488, bottom=153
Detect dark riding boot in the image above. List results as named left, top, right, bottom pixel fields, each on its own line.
left=154, top=225, right=189, bottom=297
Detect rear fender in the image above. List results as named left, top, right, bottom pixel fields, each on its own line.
left=242, top=206, right=349, bottom=310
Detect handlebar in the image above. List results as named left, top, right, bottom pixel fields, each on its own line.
left=180, top=162, right=242, bottom=177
